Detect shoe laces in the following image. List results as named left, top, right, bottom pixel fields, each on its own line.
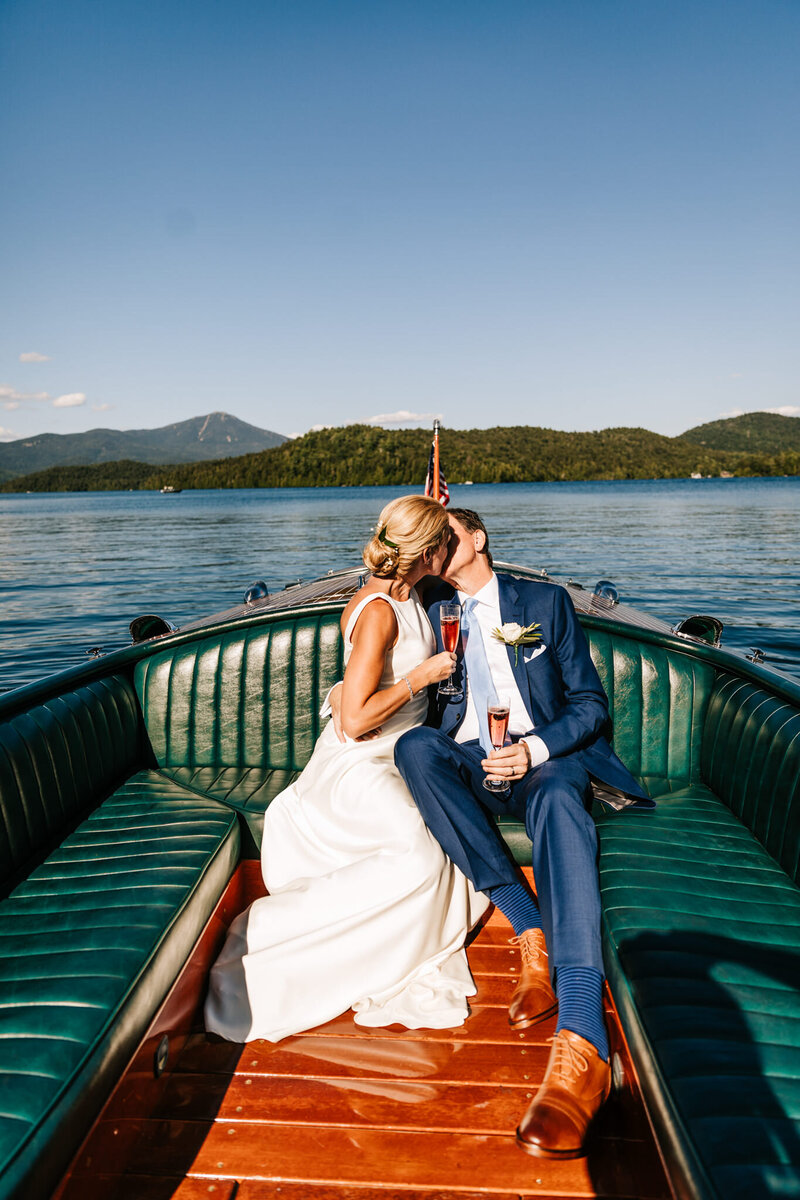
left=547, top=1033, right=590, bottom=1086
left=509, top=930, right=546, bottom=968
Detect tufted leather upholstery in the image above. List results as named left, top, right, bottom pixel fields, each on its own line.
left=588, top=629, right=716, bottom=798
left=702, top=671, right=800, bottom=885
left=0, top=682, right=239, bottom=1200
left=133, top=613, right=343, bottom=852
left=157, top=764, right=300, bottom=853
left=597, top=667, right=800, bottom=1200
left=134, top=612, right=344, bottom=773
left=0, top=677, right=142, bottom=896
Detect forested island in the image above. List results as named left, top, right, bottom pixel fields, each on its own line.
left=2, top=419, right=799, bottom=493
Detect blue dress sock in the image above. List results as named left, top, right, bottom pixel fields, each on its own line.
left=555, top=966, right=609, bottom=1061
left=486, top=882, right=543, bottom=936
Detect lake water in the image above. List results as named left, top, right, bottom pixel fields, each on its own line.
left=1, top=477, right=798, bottom=691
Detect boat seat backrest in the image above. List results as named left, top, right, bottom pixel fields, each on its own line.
left=586, top=627, right=716, bottom=798
left=0, top=675, right=142, bottom=895
left=701, top=670, right=800, bottom=884
left=134, top=612, right=344, bottom=772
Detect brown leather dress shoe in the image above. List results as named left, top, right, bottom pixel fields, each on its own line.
left=516, top=1028, right=611, bottom=1159
left=508, top=929, right=557, bottom=1029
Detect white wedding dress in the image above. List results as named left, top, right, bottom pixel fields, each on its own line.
left=204, top=588, right=489, bottom=1043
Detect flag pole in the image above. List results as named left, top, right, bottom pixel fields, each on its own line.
left=432, top=419, right=440, bottom=502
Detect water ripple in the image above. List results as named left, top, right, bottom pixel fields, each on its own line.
left=1, top=478, right=798, bottom=690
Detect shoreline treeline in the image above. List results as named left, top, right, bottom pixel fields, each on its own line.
left=2, top=424, right=799, bottom=493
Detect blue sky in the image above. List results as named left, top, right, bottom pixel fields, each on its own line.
left=2, top=0, right=798, bottom=443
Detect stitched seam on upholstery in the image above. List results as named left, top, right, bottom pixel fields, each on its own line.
left=289, top=627, right=297, bottom=771
left=10, top=723, right=45, bottom=862
left=164, top=654, right=177, bottom=767
left=32, top=706, right=70, bottom=829
left=760, top=707, right=797, bottom=857
left=150, top=767, right=244, bottom=813
left=772, top=722, right=800, bottom=880
left=0, top=738, right=26, bottom=880
left=312, top=616, right=322, bottom=747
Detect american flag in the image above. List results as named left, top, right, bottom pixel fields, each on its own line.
left=424, top=440, right=450, bottom=506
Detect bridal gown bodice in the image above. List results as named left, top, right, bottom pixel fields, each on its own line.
left=204, top=587, right=488, bottom=1043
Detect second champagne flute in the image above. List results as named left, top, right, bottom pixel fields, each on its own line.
left=438, top=602, right=462, bottom=698
left=483, top=693, right=511, bottom=792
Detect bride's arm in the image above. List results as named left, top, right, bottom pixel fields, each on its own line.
left=340, top=603, right=455, bottom=740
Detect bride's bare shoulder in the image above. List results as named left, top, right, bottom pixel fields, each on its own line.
left=340, top=583, right=394, bottom=636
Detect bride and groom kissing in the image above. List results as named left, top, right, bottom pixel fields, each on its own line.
left=205, top=493, right=649, bottom=1160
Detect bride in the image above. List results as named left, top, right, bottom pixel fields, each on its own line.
left=205, top=494, right=489, bottom=1042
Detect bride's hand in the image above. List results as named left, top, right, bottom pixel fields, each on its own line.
left=419, top=650, right=458, bottom=686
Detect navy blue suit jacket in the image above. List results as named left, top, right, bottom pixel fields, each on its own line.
left=426, top=573, right=651, bottom=805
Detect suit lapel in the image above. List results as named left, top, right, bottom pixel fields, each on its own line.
left=497, top=575, right=534, bottom=717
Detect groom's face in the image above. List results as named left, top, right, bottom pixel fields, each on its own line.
left=442, top=515, right=483, bottom=583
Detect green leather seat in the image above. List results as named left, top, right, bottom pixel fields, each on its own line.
left=134, top=611, right=343, bottom=853
left=597, top=666, right=800, bottom=1200
left=157, top=764, right=300, bottom=851
left=0, top=681, right=239, bottom=1200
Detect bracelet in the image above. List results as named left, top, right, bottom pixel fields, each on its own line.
left=400, top=675, right=415, bottom=700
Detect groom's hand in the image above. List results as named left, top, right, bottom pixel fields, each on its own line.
left=328, top=683, right=382, bottom=743
left=481, top=741, right=532, bottom=783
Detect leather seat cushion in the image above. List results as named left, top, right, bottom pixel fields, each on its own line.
left=134, top=613, right=344, bottom=774
left=157, top=765, right=301, bottom=854
left=0, top=770, right=239, bottom=1200
left=597, top=784, right=800, bottom=1200
left=0, top=675, right=141, bottom=896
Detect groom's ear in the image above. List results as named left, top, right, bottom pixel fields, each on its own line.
left=474, top=529, right=487, bottom=553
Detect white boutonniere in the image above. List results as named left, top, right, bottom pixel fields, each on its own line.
left=492, top=621, right=542, bottom=665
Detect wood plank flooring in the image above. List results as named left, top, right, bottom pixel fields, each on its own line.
left=58, top=865, right=671, bottom=1199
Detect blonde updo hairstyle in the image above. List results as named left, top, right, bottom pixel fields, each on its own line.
left=363, top=495, right=450, bottom=579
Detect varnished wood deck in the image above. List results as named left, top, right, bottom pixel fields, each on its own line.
left=57, top=864, right=671, bottom=1199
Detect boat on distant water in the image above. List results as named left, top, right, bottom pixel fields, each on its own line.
left=160, top=484, right=182, bottom=493
left=1, top=553, right=799, bottom=1200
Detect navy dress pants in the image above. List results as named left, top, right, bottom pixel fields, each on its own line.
left=394, top=727, right=603, bottom=977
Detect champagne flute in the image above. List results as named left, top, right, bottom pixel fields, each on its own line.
left=438, top=602, right=463, bottom=698
left=483, top=693, right=511, bottom=792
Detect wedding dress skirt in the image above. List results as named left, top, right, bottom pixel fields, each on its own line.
left=204, top=589, right=488, bottom=1043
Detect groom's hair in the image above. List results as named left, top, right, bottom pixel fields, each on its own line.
left=448, top=508, right=493, bottom=568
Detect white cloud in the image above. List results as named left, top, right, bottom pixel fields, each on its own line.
left=309, top=423, right=333, bottom=432
left=718, top=408, right=745, bottom=418
left=19, top=351, right=51, bottom=363
left=92, top=402, right=113, bottom=412
left=52, top=392, right=86, bottom=408
left=0, top=384, right=49, bottom=403
left=0, top=425, right=18, bottom=442
left=364, top=410, right=443, bottom=426
left=4, top=401, right=20, bottom=411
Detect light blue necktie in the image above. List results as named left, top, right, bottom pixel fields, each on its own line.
left=462, top=597, right=499, bottom=753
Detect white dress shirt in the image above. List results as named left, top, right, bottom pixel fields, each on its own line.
left=455, top=574, right=549, bottom=768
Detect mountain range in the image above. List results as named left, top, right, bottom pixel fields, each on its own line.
left=1, top=412, right=798, bottom=492
left=0, top=412, right=285, bottom=481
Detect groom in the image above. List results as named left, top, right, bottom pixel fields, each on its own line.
left=394, top=508, right=650, bottom=1160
